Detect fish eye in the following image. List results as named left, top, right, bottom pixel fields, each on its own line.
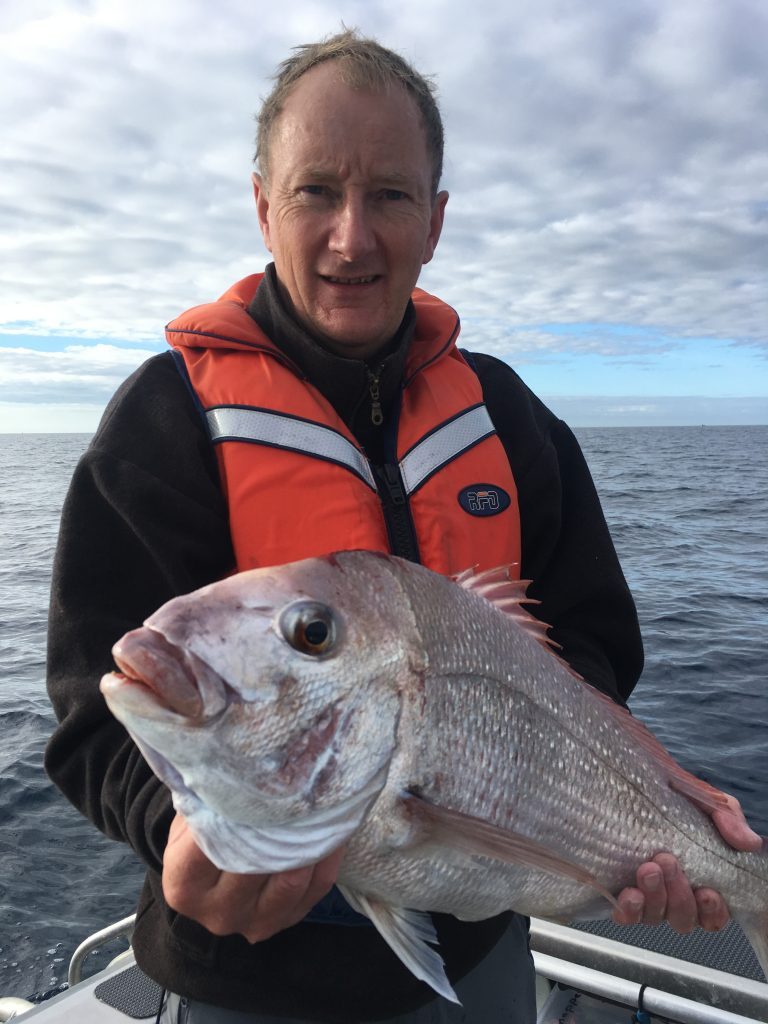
left=278, top=601, right=337, bottom=657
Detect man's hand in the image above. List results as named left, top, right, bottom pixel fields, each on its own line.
left=613, top=792, right=762, bottom=932
left=162, top=813, right=345, bottom=942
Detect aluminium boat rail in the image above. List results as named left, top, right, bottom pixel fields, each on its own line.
left=66, top=915, right=137, bottom=989
left=530, top=918, right=768, bottom=1022
left=2, top=914, right=767, bottom=1022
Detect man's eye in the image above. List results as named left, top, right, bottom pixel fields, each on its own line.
left=299, top=185, right=327, bottom=197
left=380, top=189, right=407, bottom=201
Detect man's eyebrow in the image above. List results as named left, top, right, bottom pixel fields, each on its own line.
left=294, top=168, right=419, bottom=188
left=374, top=172, right=414, bottom=186
left=301, top=167, right=337, bottom=180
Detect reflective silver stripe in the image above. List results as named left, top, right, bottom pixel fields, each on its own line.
left=399, top=405, right=495, bottom=495
left=206, top=407, right=376, bottom=490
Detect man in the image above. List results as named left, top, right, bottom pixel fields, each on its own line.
left=46, top=30, right=760, bottom=1024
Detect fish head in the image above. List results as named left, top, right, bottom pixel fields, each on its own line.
left=100, top=551, right=423, bottom=870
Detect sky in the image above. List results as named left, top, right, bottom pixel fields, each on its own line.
left=1, top=0, right=766, bottom=430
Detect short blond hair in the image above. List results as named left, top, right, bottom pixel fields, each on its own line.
left=256, top=29, right=444, bottom=195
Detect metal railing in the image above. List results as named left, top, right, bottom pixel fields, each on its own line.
left=58, top=912, right=768, bottom=1022
left=67, top=914, right=136, bottom=987
left=531, top=918, right=768, bottom=1023
left=534, top=951, right=765, bottom=1024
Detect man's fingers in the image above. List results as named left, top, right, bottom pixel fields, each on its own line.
left=613, top=886, right=645, bottom=926
left=162, top=820, right=346, bottom=944
left=614, top=853, right=732, bottom=935
left=240, top=847, right=346, bottom=943
left=246, top=847, right=346, bottom=937
left=695, top=887, right=731, bottom=932
left=196, top=873, right=271, bottom=938
left=613, top=862, right=669, bottom=927
left=636, top=863, right=666, bottom=925
left=712, top=797, right=763, bottom=853
left=245, top=865, right=317, bottom=938
left=655, top=854, right=697, bottom=933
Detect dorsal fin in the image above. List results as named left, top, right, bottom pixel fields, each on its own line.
left=453, top=565, right=582, bottom=680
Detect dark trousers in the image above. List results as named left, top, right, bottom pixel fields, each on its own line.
left=161, top=919, right=536, bottom=1023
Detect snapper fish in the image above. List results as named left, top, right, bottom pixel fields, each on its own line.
left=100, top=551, right=768, bottom=1002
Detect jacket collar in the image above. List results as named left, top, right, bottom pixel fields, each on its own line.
left=165, top=268, right=461, bottom=447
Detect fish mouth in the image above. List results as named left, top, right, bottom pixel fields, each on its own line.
left=103, top=627, right=226, bottom=722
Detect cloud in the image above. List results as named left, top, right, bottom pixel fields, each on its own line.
left=420, top=0, right=768, bottom=346
left=0, top=344, right=156, bottom=403
left=458, top=321, right=680, bottom=362
left=0, top=0, right=766, bottom=424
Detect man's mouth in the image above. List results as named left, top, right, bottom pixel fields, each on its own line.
left=322, top=274, right=380, bottom=285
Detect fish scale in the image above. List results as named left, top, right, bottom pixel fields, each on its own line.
left=100, top=550, right=768, bottom=1004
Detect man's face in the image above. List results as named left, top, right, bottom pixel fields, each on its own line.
left=253, top=63, right=448, bottom=360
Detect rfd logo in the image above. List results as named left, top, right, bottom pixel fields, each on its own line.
left=458, top=483, right=511, bottom=518
left=467, top=489, right=500, bottom=513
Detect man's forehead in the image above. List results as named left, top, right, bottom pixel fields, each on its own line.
left=276, top=64, right=422, bottom=138
left=267, top=78, right=430, bottom=186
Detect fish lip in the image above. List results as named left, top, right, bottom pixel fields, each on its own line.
left=101, top=671, right=199, bottom=725
left=110, top=627, right=227, bottom=722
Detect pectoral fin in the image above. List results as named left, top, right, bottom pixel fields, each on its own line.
left=402, top=792, right=620, bottom=913
left=336, top=884, right=459, bottom=1004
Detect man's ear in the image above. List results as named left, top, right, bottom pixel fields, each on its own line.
left=422, top=190, right=449, bottom=265
left=252, top=173, right=272, bottom=252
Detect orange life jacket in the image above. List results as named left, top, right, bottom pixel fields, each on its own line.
left=167, top=274, right=521, bottom=578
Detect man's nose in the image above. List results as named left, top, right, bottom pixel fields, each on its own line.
left=329, top=195, right=376, bottom=260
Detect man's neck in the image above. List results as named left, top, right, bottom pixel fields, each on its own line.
left=246, top=263, right=416, bottom=461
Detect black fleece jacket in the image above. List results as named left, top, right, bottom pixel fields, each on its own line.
left=45, top=270, right=643, bottom=1021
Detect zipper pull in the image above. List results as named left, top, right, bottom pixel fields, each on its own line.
left=367, top=369, right=384, bottom=426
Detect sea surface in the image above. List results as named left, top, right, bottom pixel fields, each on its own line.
left=0, top=426, right=766, bottom=1001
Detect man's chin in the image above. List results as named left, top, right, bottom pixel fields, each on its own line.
left=314, top=319, right=392, bottom=360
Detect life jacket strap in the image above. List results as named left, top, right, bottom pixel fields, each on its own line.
left=399, top=404, right=495, bottom=496
left=206, top=406, right=377, bottom=490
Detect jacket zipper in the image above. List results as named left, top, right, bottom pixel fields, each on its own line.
left=364, top=367, right=420, bottom=562
left=374, top=462, right=421, bottom=563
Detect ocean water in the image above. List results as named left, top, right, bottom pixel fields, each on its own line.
left=0, top=426, right=766, bottom=1001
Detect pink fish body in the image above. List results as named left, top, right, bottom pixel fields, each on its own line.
left=100, top=551, right=768, bottom=1001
